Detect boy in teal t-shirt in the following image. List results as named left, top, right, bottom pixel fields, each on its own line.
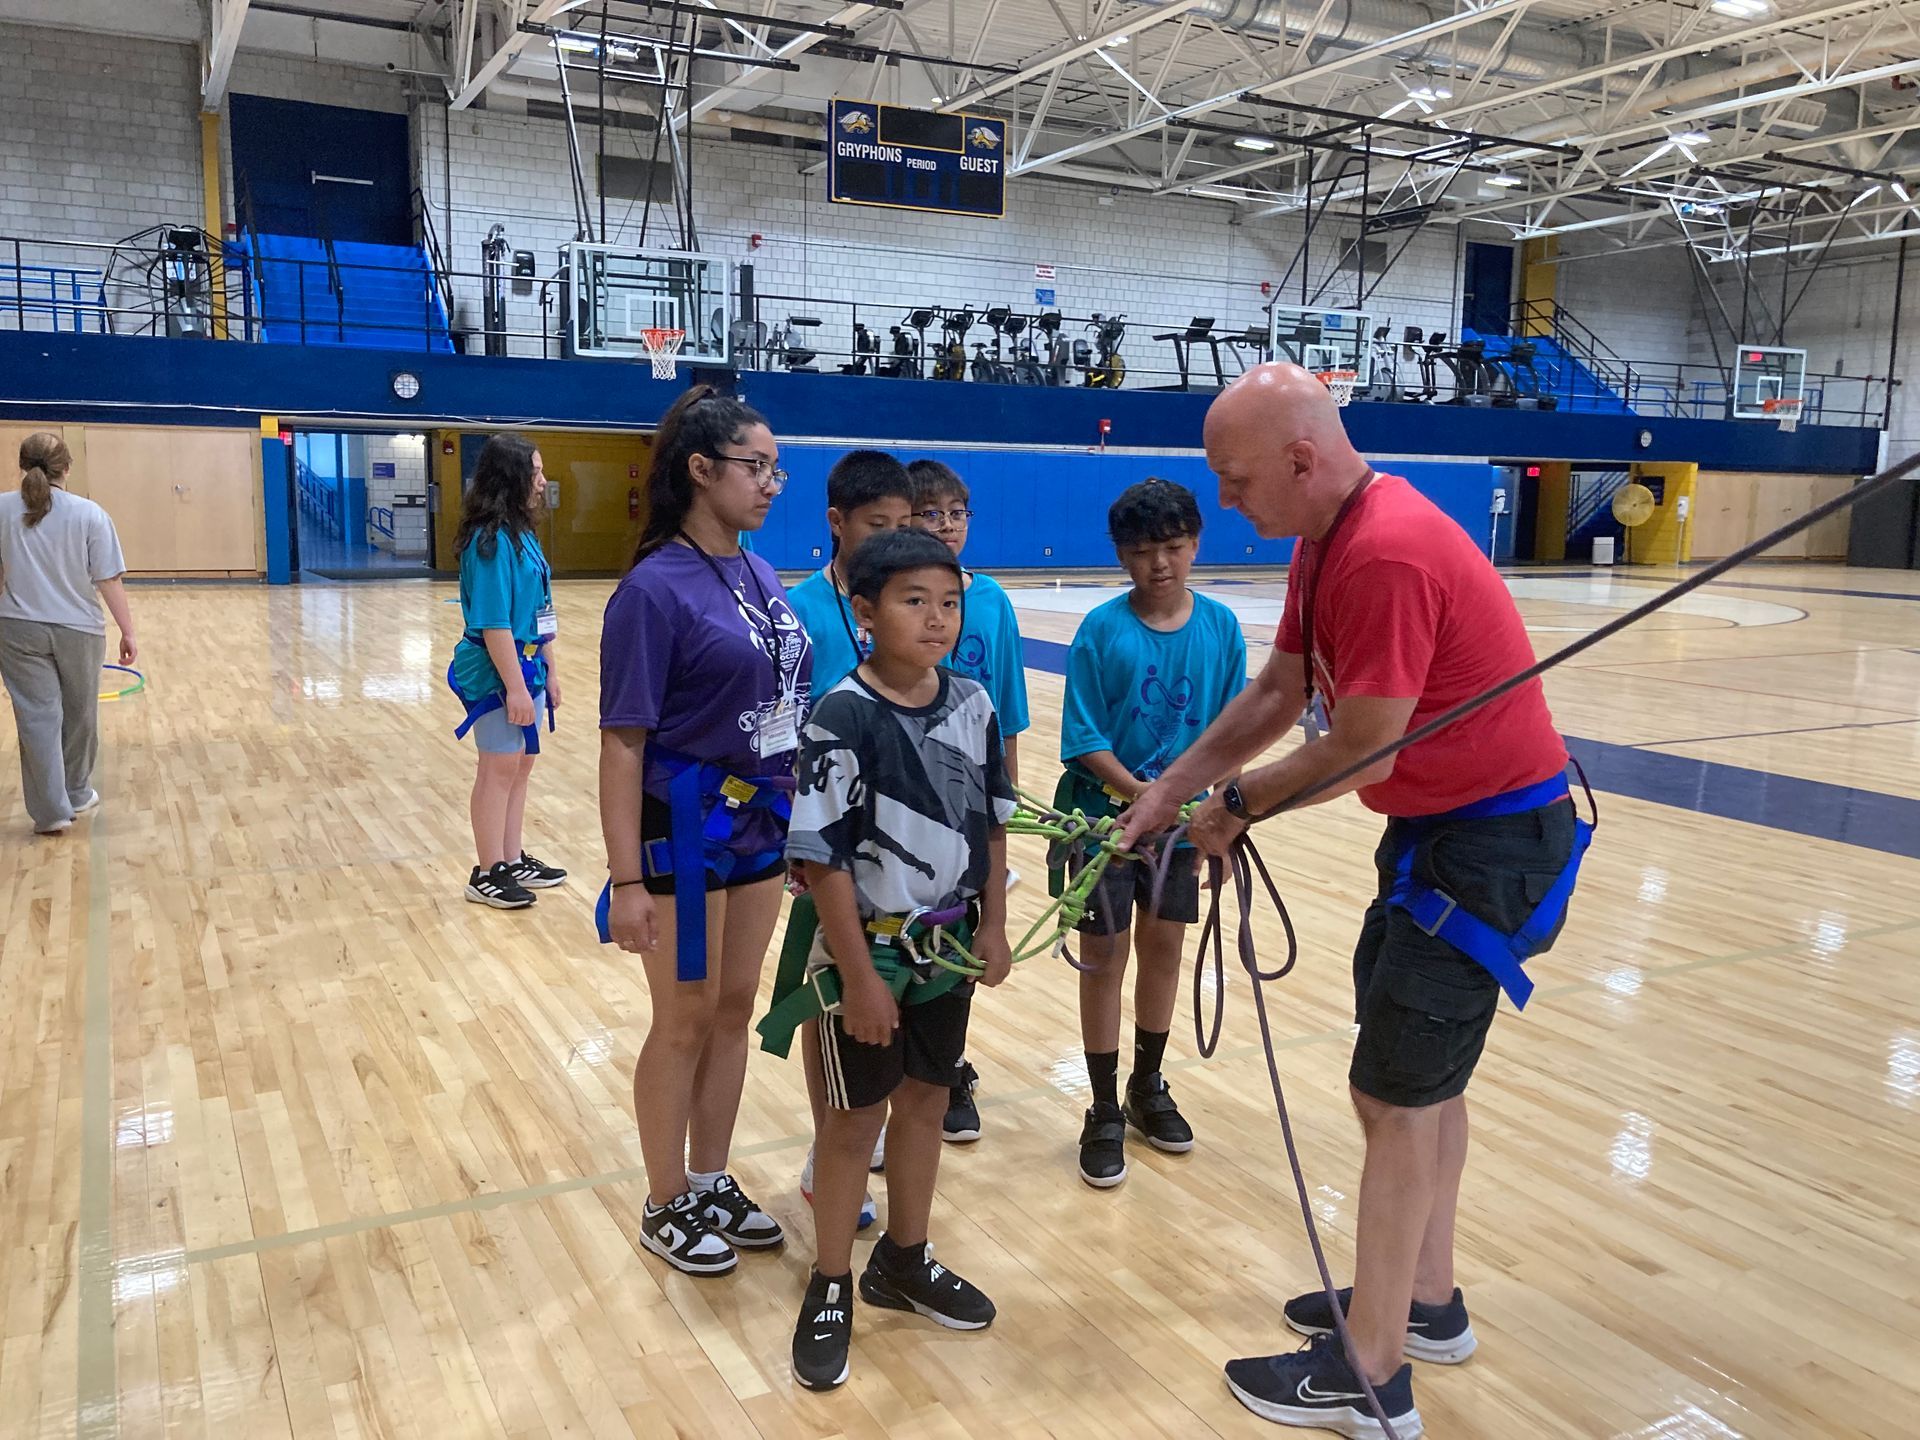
left=786, top=450, right=917, bottom=696
left=1059, top=479, right=1246, bottom=1191
left=907, top=458, right=1032, bottom=1144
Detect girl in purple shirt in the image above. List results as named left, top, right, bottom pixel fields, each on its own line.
left=599, top=385, right=811, bottom=1277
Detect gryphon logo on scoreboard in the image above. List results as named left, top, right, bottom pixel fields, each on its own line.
left=838, top=107, right=875, bottom=134
left=962, top=122, right=1002, bottom=173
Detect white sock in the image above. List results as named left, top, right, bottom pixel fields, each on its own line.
left=686, top=1168, right=724, bottom=1192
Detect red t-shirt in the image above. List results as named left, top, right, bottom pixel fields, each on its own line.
left=1276, top=473, right=1566, bottom=818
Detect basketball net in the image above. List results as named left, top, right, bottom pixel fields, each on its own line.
left=641, top=327, right=686, bottom=381
left=1316, top=368, right=1359, bottom=407
left=1763, top=396, right=1803, bottom=433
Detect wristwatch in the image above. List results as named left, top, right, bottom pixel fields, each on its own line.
left=1222, top=779, right=1252, bottom=820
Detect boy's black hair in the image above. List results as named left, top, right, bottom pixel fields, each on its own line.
left=827, top=448, right=915, bottom=513
left=906, top=457, right=970, bottom=506
left=846, top=527, right=964, bottom=603
left=1108, top=477, right=1203, bottom=547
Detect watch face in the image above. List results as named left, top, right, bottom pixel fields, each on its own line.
left=391, top=371, right=421, bottom=400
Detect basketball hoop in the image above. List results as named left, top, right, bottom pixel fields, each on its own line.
left=1763, top=396, right=1803, bottom=433
left=641, top=327, right=686, bottom=381
left=1315, top=368, right=1360, bottom=407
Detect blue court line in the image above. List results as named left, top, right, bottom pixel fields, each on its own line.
left=1630, top=717, right=1920, bottom=748
left=1018, top=635, right=1920, bottom=861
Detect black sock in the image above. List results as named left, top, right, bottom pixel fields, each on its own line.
left=877, top=1233, right=925, bottom=1270
left=1131, top=1027, right=1169, bottom=1086
left=1087, top=1049, right=1120, bottom=1108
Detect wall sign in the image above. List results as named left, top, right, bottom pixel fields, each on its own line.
left=828, top=99, right=1006, bottom=219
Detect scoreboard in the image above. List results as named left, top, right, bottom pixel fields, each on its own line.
left=827, top=99, right=1007, bottom=219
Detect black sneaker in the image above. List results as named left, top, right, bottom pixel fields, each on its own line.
left=1077, top=1101, right=1128, bottom=1188
left=943, top=1062, right=982, bottom=1144
left=858, top=1234, right=995, bottom=1330
left=1224, top=1334, right=1423, bottom=1438
left=638, top=1190, right=737, bottom=1276
left=792, top=1269, right=854, bottom=1392
left=1284, top=1285, right=1477, bottom=1365
left=510, top=851, right=568, bottom=888
left=465, top=862, right=535, bottom=910
left=695, top=1173, right=784, bottom=1249
left=1122, top=1073, right=1194, bottom=1153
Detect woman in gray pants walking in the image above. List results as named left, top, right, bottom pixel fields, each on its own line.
left=0, top=433, right=138, bottom=835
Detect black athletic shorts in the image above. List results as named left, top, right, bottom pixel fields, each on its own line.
left=818, top=982, right=974, bottom=1111
left=637, top=793, right=785, bottom=897
left=1073, top=853, right=1202, bottom=935
left=1349, top=798, right=1577, bottom=1108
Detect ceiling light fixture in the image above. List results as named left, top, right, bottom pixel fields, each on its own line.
left=1234, top=136, right=1278, bottom=151
left=1674, top=129, right=1712, bottom=145
left=1487, top=173, right=1525, bottom=187
left=1409, top=84, right=1452, bottom=102
left=1709, top=0, right=1768, bottom=16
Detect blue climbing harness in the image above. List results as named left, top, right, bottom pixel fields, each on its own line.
left=1385, top=769, right=1595, bottom=1011
left=593, top=745, right=795, bottom=982
left=448, top=642, right=554, bottom=754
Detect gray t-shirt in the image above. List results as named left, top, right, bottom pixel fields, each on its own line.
left=787, top=670, right=1016, bottom=921
left=0, top=490, right=127, bottom=634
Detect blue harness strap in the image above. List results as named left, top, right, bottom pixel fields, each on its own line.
left=1385, top=771, right=1594, bottom=1010
left=593, top=746, right=793, bottom=982
left=448, top=643, right=553, bottom=755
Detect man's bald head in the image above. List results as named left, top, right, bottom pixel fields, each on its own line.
left=1204, top=362, right=1370, bottom=541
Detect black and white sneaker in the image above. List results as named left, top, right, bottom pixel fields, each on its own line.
left=792, top=1270, right=854, bottom=1391
left=510, top=851, right=568, bottom=888
left=1284, top=1285, right=1477, bottom=1365
left=943, top=1062, right=982, bottom=1143
left=465, top=862, right=535, bottom=910
left=858, top=1234, right=995, bottom=1330
left=1077, top=1101, right=1128, bottom=1188
left=1122, top=1073, right=1194, bottom=1153
left=1224, top=1334, right=1423, bottom=1438
left=638, top=1190, right=737, bottom=1276
left=695, top=1173, right=784, bottom=1249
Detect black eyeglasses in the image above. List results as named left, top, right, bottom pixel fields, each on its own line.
left=916, top=507, right=975, bottom=527
left=706, top=452, right=788, bottom=492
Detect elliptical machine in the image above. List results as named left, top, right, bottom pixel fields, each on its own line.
left=932, top=306, right=976, bottom=381
left=1077, top=312, right=1127, bottom=388
left=840, top=322, right=879, bottom=376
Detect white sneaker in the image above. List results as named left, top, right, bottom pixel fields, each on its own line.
left=72, top=790, right=101, bottom=819
left=34, top=818, right=73, bottom=836
left=1006, top=867, right=1022, bottom=892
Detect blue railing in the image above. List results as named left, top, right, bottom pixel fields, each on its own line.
left=1, top=261, right=106, bottom=332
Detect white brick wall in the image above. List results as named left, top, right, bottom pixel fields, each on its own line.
left=0, top=20, right=201, bottom=246
left=363, top=432, right=429, bottom=555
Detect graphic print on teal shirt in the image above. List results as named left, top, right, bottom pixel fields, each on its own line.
left=1058, top=591, right=1247, bottom=781
left=948, top=571, right=1030, bottom=736
left=454, top=529, right=551, bottom=700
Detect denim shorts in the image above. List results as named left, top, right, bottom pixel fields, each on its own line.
left=469, top=691, right=545, bottom=754
left=1349, top=798, right=1577, bottom=1108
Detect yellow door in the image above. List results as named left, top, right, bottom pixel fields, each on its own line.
left=527, top=431, right=651, bottom=574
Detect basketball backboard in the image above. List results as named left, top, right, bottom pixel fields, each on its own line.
left=1266, top=305, right=1373, bottom=385
left=1731, top=344, right=1806, bottom=419
left=562, top=243, right=731, bottom=365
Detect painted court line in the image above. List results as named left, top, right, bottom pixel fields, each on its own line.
left=143, top=914, right=1920, bottom=1276
left=76, top=812, right=117, bottom=1439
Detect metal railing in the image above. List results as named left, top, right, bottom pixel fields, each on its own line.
left=3, top=231, right=255, bottom=341
left=410, top=188, right=456, bottom=331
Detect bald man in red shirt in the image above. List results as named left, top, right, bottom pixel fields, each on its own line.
left=1123, top=363, right=1587, bottom=1437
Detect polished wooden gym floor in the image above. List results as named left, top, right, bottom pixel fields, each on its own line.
left=3, top=562, right=1917, bottom=1439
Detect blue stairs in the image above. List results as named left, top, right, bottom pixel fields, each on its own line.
left=1461, top=328, right=1632, bottom=414
left=245, top=233, right=452, bottom=352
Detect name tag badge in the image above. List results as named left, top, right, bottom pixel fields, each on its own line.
left=535, top=605, right=558, bottom=642
left=758, top=700, right=798, bottom=756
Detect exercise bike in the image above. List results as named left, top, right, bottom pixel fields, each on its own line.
left=1034, top=311, right=1071, bottom=386
left=840, top=322, right=879, bottom=376
left=932, top=306, right=976, bottom=381
left=1007, top=312, right=1046, bottom=386
left=1076, top=312, right=1127, bottom=389
left=877, top=307, right=933, bottom=379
